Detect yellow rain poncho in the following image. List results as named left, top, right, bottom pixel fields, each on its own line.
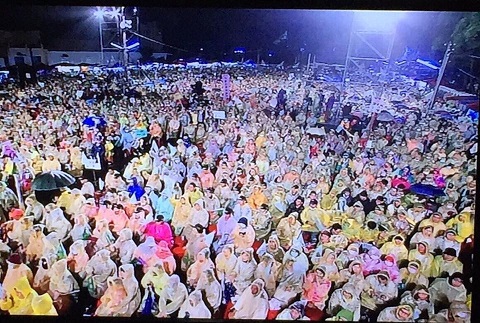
left=31, top=293, right=58, bottom=315
left=446, top=212, right=474, bottom=243
left=0, top=276, right=38, bottom=315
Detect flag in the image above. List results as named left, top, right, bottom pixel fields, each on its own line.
left=273, top=31, right=288, bottom=45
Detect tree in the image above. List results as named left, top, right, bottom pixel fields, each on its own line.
left=451, top=12, right=480, bottom=55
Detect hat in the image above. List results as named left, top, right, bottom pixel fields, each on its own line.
left=8, top=253, right=22, bottom=265
left=443, top=248, right=457, bottom=257
left=9, top=208, right=24, bottom=220
left=238, top=217, right=248, bottom=227
left=446, top=228, right=457, bottom=235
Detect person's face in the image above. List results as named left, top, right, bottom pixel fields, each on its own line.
left=444, top=254, right=455, bottom=261
left=394, top=238, right=403, bottom=246
left=320, top=234, right=329, bottom=243
left=188, top=184, right=195, bottom=192
left=397, top=308, right=411, bottom=320
left=250, top=284, right=259, bottom=295
left=197, top=253, right=205, bottom=262
left=446, top=232, right=456, bottom=241
left=378, top=276, right=388, bottom=285
left=423, top=227, right=433, bottom=236
left=451, top=277, right=463, bottom=288
left=222, top=248, right=231, bottom=258
left=241, top=252, right=250, bottom=262
left=418, top=244, right=426, bottom=253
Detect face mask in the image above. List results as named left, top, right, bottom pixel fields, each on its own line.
left=408, top=267, right=418, bottom=274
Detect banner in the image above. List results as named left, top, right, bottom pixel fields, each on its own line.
left=212, top=110, right=226, bottom=120
left=222, top=74, right=231, bottom=101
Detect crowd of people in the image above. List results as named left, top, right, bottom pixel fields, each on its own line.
left=0, top=63, right=476, bottom=322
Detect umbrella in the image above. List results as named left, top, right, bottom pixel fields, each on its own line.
left=410, top=183, right=446, bottom=197
left=377, top=111, right=395, bottom=122
left=82, top=116, right=107, bottom=128
left=32, top=171, right=76, bottom=191
left=391, top=178, right=411, bottom=190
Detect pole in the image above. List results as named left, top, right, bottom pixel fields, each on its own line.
left=427, top=42, right=453, bottom=114
left=341, top=14, right=356, bottom=105
left=122, top=7, right=128, bottom=67
left=98, top=19, right=104, bottom=64
left=257, top=49, right=260, bottom=65
left=307, top=53, right=312, bottom=71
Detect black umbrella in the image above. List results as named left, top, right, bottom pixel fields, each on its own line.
left=32, top=170, right=76, bottom=191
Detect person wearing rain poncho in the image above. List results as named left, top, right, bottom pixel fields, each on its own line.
left=231, top=248, right=257, bottom=296
left=44, top=207, right=72, bottom=241
left=2, top=253, right=34, bottom=295
left=139, top=263, right=169, bottom=316
left=252, top=203, right=273, bottom=240
left=133, top=236, right=161, bottom=273
left=31, top=293, right=58, bottom=315
left=231, top=217, right=256, bottom=252
left=360, top=271, right=398, bottom=314
left=66, top=240, right=89, bottom=279
left=255, top=253, right=281, bottom=298
left=170, top=195, right=192, bottom=235
left=263, top=234, right=285, bottom=264
left=430, top=248, right=463, bottom=278
left=0, top=276, right=37, bottom=315
left=410, top=225, right=437, bottom=250
left=408, top=241, right=434, bottom=277
left=429, top=272, right=467, bottom=311
left=113, top=264, right=141, bottom=316
left=33, top=254, right=56, bottom=294
left=26, top=225, right=45, bottom=262
left=327, top=283, right=361, bottom=321
left=380, top=234, right=409, bottom=262
left=156, top=274, right=188, bottom=318
left=214, top=207, right=236, bottom=253
left=47, top=259, right=80, bottom=315
left=301, top=266, right=331, bottom=311
left=398, top=260, right=429, bottom=291
left=229, top=278, right=269, bottom=319
left=376, top=304, right=414, bottom=322
left=314, top=249, right=340, bottom=282
left=24, top=194, right=45, bottom=223
left=155, top=193, right=174, bottom=222
left=143, top=215, right=174, bottom=247
left=276, top=212, right=302, bottom=250
left=91, top=219, right=116, bottom=251
left=215, top=244, right=237, bottom=303
left=70, top=214, right=92, bottom=242
left=429, top=301, right=471, bottom=323
left=276, top=301, right=309, bottom=320
left=65, top=188, right=86, bottom=217
left=155, top=240, right=176, bottom=275
left=178, top=290, right=211, bottom=319
left=446, top=210, right=474, bottom=243
left=338, top=260, right=365, bottom=296
left=111, top=228, right=137, bottom=266
left=186, top=248, right=215, bottom=290
left=196, top=268, right=222, bottom=313
left=95, top=278, right=127, bottom=316
left=399, top=285, right=434, bottom=320
left=83, top=249, right=117, bottom=299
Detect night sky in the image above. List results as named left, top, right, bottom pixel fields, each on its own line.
left=0, top=6, right=466, bottom=63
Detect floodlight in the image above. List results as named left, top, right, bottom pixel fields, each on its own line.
left=94, top=7, right=105, bottom=19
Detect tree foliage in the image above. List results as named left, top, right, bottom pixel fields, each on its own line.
left=451, top=12, right=480, bottom=55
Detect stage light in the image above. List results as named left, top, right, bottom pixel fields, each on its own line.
left=94, top=7, right=105, bottom=19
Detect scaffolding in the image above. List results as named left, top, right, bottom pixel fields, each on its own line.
left=341, top=12, right=396, bottom=92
